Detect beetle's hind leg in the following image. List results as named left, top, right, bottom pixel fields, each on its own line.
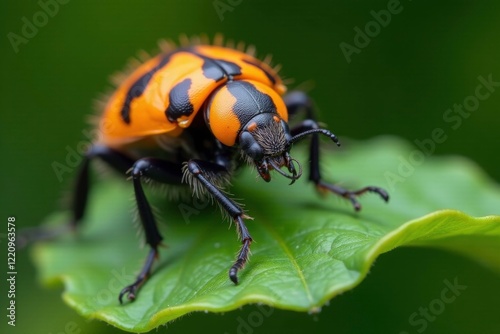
left=17, top=145, right=135, bottom=248
left=285, top=91, right=389, bottom=211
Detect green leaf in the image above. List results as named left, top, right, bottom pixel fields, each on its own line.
left=33, top=137, right=500, bottom=332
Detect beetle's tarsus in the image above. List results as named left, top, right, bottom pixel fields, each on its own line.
left=119, top=285, right=137, bottom=304
left=229, top=266, right=239, bottom=285
left=227, top=216, right=253, bottom=286
left=317, top=182, right=389, bottom=211
left=118, top=248, right=157, bottom=303
left=352, top=200, right=362, bottom=212
left=370, top=186, right=390, bottom=202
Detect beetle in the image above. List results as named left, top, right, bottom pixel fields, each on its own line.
left=35, top=35, right=389, bottom=303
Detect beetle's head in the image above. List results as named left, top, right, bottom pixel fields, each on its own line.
left=239, top=113, right=302, bottom=184
left=206, top=80, right=340, bottom=184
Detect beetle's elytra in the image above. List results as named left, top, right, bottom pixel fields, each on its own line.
left=41, top=35, right=390, bottom=303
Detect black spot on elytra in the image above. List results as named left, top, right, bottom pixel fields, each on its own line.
left=186, top=49, right=241, bottom=82
left=226, top=81, right=278, bottom=126
left=201, top=57, right=242, bottom=82
left=165, top=78, right=194, bottom=122
left=121, top=53, right=173, bottom=124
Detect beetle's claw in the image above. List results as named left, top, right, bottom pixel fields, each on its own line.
left=229, top=267, right=239, bottom=285
left=370, top=187, right=390, bottom=202
left=119, top=285, right=138, bottom=304
left=351, top=199, right=362, bottom=212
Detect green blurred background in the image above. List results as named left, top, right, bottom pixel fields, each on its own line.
left=1, top=0, right=499, bottom=333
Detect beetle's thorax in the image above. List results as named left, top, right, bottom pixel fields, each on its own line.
left=204, top=79, right=289, bottom=148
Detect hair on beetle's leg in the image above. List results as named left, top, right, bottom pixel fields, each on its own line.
left=119, top=158, right=183, bottom=303
left=17, top=145, right=135, bottom=249
left=186, top=159, right=253, bottom=284
left=285, top=92, right=389, bottom=211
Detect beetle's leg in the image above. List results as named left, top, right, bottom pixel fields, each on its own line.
left=119, top=157, right=184, bottom=303
left=285, top=91, right=389, bottom=211
left=68, top=150, right=184, bottom=303
left=214, top=140, right=235, bottom=171
left=73, top=145, right=135, bottom=226
left=17, top=145, right=134, bottom=248
left=186, top=159, right=252, bottom=284
left=283, top=90, right=316, bottom=119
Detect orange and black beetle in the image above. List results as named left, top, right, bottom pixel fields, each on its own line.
left=50, top=35, right=389, bottom=303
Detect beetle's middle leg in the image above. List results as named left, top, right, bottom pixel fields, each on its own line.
left=118, top=157, right=184, bottom=303
left=185, top=159, right=252, bottom=284
left=37, top=145, right=185, bottom=303
left=285, top=91, right=389, bottom=211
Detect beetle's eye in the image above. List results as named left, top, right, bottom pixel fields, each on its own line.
left=239, top=131, right=264, bottom=161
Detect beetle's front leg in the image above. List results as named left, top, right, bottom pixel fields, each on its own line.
left=185, top=159, right=252, bottom=284
left=285, top=91, right=389, bottom=211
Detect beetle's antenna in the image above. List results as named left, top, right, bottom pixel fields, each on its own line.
left=291, top=129, right=341, bottom=147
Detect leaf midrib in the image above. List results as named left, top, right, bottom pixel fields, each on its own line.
left=256, top=216, right=315, bottom=306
